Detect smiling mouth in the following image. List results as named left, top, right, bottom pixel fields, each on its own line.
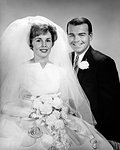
left=72, top=43, right=84, bottom=48
left=72, top=44, right=81, bottom=48
left=39, top=49, right=48, bottom=53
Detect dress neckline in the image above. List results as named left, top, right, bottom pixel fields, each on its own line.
left=29, top=60, right=53, bottom=69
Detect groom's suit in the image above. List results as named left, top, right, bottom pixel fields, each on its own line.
left=72, top=46, right=120, bottom=142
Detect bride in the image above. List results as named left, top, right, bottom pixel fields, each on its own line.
left=0, top=16, right=113, bottom=150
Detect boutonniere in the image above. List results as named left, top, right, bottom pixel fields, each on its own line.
left=78, top=59, right=89, bottom=70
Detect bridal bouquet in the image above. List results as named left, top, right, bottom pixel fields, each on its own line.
left=28, top=93, right=72, bottom=150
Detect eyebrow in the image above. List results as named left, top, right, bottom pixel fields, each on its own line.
left=78, top=33, right=86, bottom=35
left=68, top=32, right=86, bottom=36
left=68, top=33, right=74, bottom=35
left=34, top=37, right=51, bottom=40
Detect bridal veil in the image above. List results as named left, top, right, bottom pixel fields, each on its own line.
left=0, top=16, right=95, bottom=125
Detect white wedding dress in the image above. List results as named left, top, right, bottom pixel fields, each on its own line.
left=0, top=62, right=113, bottom=150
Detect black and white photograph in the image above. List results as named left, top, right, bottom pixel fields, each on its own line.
left=0, top=0, right=120, bottom=150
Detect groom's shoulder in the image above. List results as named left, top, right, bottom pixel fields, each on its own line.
left=91, top=48, right=113, bottom=63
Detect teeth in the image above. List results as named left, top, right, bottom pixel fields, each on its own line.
left=40, top=49, right=48, bottom=52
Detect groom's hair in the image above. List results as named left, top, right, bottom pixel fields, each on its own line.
left=29, top=24, right=57, bottom=49
left=66, top=17, right=93, bottom=35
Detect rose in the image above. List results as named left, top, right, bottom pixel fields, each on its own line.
left=41, top=134, right=54, bottom=149
left=51, top=97, right=63, bottom=109
left=78, top=59, right=89, bottom=70
left=32, top=97, right=53, bottom=115
left=40, top=103, right=53, bottom=115
left=46, top=114, right=57, bottom=126
left=54, top=119, right=64, bottom=129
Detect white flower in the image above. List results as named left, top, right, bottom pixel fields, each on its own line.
left=33, top=96, right=53, bottom=115
left=41, top=134, right=54, bottom=145
left=52, top=97, right=63, bottom=109
left=54, top=119, right=64, bottom=129
left=40, top=103, right=53, bottom=115
left=33, top=98, right=41, bottom=109
left=52, top=110, right=61, bottom=119
left=46, top=114, right=57, bottom=125
left=78, top=59, right=89, bottom=70
left=40, top=95, right=53, bottom=104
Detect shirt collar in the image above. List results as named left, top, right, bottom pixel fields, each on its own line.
left=75, top=48, right=88, bottom=62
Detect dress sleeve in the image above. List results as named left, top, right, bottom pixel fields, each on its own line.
left=0, top=67, right=24, bottom=116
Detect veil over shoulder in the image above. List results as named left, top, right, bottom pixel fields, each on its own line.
left=0, top=16, right=94, bottom=125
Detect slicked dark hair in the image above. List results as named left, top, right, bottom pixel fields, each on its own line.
left=66, top=17, right=92, bottom=35
left=29, top=24, right=57, bottom=49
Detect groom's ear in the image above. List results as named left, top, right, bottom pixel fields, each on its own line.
left=89, top=33, right=93, bottom=41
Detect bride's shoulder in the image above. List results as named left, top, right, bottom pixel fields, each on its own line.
left=9, top=62, right=31, bottom=75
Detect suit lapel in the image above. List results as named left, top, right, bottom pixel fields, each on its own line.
left=77, top=46, right=94, bottom=81
left=71, top=46, right=95, bottom=81
left=82, top=46, right=93, bottom=61
left=71, top=46, right=93, bottom=64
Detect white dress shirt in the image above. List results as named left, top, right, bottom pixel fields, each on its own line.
left=74, top=49, right=87, bottom=64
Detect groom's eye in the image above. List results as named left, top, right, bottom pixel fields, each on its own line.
left=78, top=33, right=86, bottom=37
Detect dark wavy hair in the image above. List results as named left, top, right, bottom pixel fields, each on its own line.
left=29, top=24, right=57, bottom=49
left=66, top=17, right=92, bottom=35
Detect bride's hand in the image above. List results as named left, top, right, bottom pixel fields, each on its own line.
left=3, top=104, right=33, bottom=118
left=19, top=89, right=32, bottom=100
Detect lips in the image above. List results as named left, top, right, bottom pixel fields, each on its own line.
left=72, top=42, right=82, bottom=46
left=72, top=44, right=81, bottom=48
left=39, top=49, right=48, bottom=53
left=71, top=42, right=84, bottom=48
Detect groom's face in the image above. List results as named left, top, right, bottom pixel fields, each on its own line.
left=67, top=24, right=93, bottom=54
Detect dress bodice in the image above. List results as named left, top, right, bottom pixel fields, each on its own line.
left=20, top=62, right=62, bottom=96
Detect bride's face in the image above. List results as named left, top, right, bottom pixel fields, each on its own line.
left=32, top=31, right=53, bottom=59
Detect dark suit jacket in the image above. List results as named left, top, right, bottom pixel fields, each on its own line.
left=72, top=46, right=120, bottom=142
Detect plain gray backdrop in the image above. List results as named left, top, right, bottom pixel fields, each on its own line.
left=0, top=0, right=120, bottom=76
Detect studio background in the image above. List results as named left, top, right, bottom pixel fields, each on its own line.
left=0, top=0, right=120, bottom=76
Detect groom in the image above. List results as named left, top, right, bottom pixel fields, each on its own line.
left=66, top=17, right=120, bottom=142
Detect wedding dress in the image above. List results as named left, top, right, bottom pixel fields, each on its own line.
left=0, top=62, right=113, bottom=150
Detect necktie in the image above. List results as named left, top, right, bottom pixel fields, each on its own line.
left=73, top=54, right=79, bottom=74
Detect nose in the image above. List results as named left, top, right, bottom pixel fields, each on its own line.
left=42, top=41, right=47, bottom=47
left=74, top=35, right=80, bottom=43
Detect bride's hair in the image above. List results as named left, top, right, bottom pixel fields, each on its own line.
left=29, top=24, right=57, bottom=49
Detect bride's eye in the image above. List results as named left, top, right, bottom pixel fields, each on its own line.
left=46, top=38, right=52, bottom=42
left=36, top=39, right=41, bottom=42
